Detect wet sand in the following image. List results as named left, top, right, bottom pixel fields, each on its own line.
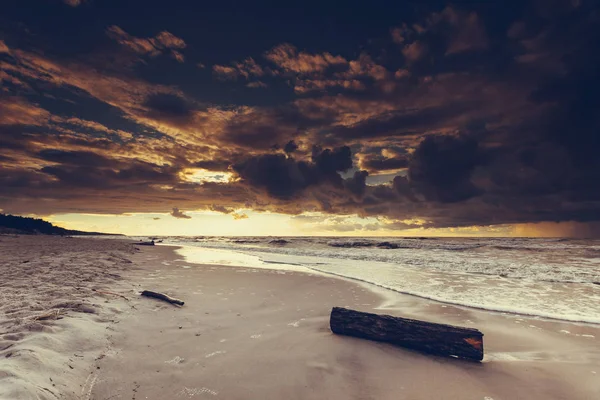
left=1, top=236, right=599, bottom=399
left=94, top=245, right=600, bottom=400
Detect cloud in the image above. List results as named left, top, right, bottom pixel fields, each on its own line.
left=0, top=40, right=9, bottom=54
left=246, top=81, right=267, bottom=88
left=408, top=135, right=481, bottom=203
left=171, top=51, right=185, bottom=63
left=442, top=7, right=489, bottom=54
left=170, top=207, right=192, bottom=219
left=232, top=212, right=248, bottom=220
left=344, top=170, right=369, bottom=197
left=209, top=204, right=234, bottom=214
left=233, top=146, right=352, bottom=199
left=142, top=93, right=195, bottom=127
left=283, top=140, right=298, bottom=154
left=338, top=54, right=389, bottom=81
left=391, top=25, right=410, bottom=44
left=213, top=57, right=266, bottom=81
left=0, top=97, right=50, bottom=126
left=392, top=6, right=489, bottom=59
left=0, top=1, right=599, bottom=237
left=63, top=0, right=83, bottom=6
left=212, top=65, right=238, bottom=79
left=402, top=41, right=428, bottom=62
left=106, top=26, right=186, bottom=62
left=359, top=154, right=409, bottom=173
left=294, top=78, right=365, bottom=93
left=264, top=43, right=347, bottom=74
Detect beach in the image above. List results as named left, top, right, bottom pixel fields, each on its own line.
left=1, top=236, right=599, bottom=399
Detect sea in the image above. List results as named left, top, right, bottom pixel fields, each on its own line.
left=127, top=236, right=600, bottom=325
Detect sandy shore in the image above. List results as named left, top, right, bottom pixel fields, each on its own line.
left=1, top=236, right=599, bottom=399
left=0, top=235, right=137, bottom=399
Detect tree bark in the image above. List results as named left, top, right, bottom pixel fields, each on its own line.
left=141, top=290, right=184, bottom=306
left=330, top=307, right=483, bottom=361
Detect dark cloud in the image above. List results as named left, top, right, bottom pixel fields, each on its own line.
left=233, top=154, right=314, bottom=199
left=311, top=146, right=352, bottom=174
left=233, top=146, right=352, bottom=199
left=106, top=26, right=186, bottom=62
left=0, top=0, right=599, bottom=236
left=344, top=170, right=368, bottom=197
left=408, top=135, right=481, bottom=203
left=194, top=159, right=232, bottom=171
left=209, top=204, right=234, bottom=214
left=143, top=93, right=194, bottom=118
left=329, top=103, right=473, bottom=140
left=170, top=207, right=191, bottom=219
left=284, top=140, right=298, bottom=154
left=360, top=155, right=409, bottom=172
left=37, top=149, right=113, bottom=168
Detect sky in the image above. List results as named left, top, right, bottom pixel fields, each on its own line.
left=1, top=0, right=599, bottom=237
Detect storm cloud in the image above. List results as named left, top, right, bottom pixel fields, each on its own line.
left=0, top=0, right=599, bottom=236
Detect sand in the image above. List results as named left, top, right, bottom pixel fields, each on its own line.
left=1, top=236, right=599, bottom=399
left=0, top=235, right=137, bottom=399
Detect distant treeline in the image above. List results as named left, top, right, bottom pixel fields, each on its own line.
left=0, top=213, right=115, bottom=235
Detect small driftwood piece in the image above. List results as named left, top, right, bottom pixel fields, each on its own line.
left=330, top=307, right=484, bottom=361
left=141, top=290, right=184, bottom=306
left=31, top=309, right=64, bottom=321
left=92, top=288, right=129, bottom=301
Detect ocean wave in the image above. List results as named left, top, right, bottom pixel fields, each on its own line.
left=301, top=264, right=600, bottom=325
left=326, top=239, right=485, bottom=251
left=161, top=236, right=600, bottom=285
left=328, top=240, right=376, bottom=248
left=269, top=239, right=290, bottom=245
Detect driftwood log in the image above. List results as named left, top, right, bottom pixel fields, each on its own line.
left=330, top=307, right=484, bottom=361
left=141, top=290, right=184, bottom=306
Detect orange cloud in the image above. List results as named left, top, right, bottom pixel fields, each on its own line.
left=337, top=54, right=389, bottom=81
left=212, top=57, right=264, bottom=80
left=402, top=41, right=427, bottom=62
left=294, top=79, right=365, bottom=93
left=265, top=43, right=347, bottom=74
left=0, top=97, right=50, bottom=126
left=106, top=26, right=186, bottom=62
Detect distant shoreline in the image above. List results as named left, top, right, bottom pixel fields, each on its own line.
left=0, top=213, right=122, bottom=236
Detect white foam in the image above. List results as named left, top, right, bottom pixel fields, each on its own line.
left=172, top=238, right=600, bottom=325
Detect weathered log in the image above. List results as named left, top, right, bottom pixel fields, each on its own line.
left=330, top=307, right=483, bottom=361
left=141, top=290, right=184, bottom=306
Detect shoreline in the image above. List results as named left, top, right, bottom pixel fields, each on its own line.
left=173, top=243, right=600, bottom=327
left=1, top=236, right=599, bottom=399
